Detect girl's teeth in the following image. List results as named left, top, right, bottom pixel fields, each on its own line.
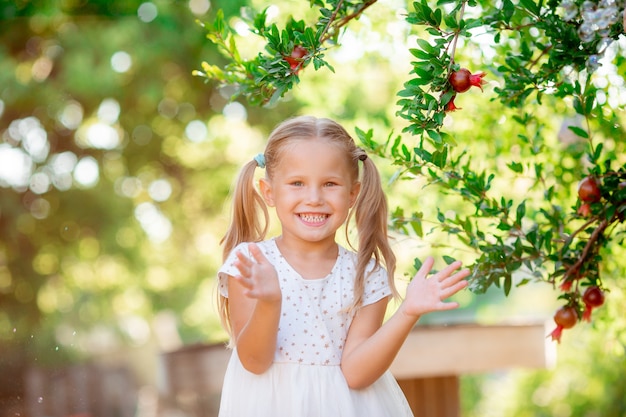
left=300, top=214, right=326, bottom=223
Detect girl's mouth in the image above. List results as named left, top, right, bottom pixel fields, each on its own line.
left=298, top=213, right=329, bottom=224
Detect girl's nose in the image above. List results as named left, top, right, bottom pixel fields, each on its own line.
left=306, top=186, right=323, bottom=204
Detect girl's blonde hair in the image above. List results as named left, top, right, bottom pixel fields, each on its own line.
left=219, top=115, right=398, bottom=334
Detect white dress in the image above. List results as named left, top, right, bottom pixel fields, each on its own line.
left=217, top=239, right=414, bottom=417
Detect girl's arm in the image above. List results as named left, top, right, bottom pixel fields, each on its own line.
left=340, top=257, right=469, bottom=389
left=228, top=243, right=282, bottom=374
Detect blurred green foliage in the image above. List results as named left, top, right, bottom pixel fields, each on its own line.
left=0, top=0, right=304, bottom=402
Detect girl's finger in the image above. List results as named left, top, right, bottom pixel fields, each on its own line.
left=438, top=300, right=461, bottom=311
left=441, top=269, right=471, bottom=287
left=232, top=274, right=253, bottom=290
left=247, top=243, right=269, bottom=264
left=415, top=256, right=435, bottom=279
left=234, top=260, right=251, bottom=277
left=436, top=260, right=464, bottom=281
left=235, top=250, right=252, bottom=267
left=440, top=280, right=469, bottom=299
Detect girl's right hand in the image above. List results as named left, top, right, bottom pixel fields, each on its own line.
left=233, top=243, right=282, bottom=302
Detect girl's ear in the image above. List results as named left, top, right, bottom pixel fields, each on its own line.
left=349, top=181, right=361, bottom=208
left=259, top=177, right=275, bottom=207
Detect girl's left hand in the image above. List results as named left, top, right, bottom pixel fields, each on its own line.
left=402, top=256, right=470, bottom=318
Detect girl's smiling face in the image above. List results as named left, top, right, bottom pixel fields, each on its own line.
left=260, top=138, right=360, bottom=247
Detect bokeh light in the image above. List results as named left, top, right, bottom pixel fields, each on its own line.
left=188, top=0, right=210, bottom=16
left=111, top=51, right=132, bottom=73
left=74, top=156, right=100, bottom=187
left=137, top=2, right=158, bottom=23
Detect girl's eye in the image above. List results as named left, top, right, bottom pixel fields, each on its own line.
left=325, top=182, right=337, bottom=187
left=292, top=181, right=303, bottom=186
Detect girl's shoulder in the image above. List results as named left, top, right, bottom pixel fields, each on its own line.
left=337, top=245, right=391, bottom=305
left=227, top=238, right=277, bottom=257
left=337, top=245, right=386, bottom=274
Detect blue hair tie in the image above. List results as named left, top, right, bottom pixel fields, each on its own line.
left=254, top=153, right=266, bottom=169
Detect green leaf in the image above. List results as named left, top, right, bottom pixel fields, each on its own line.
left=355, top=127, right=374, bottom=148
left=508, top=161, right=523, bottom=173
left=433, top=8, right=442, bottom=26
left=410, top=216, right=423, bottom=237
left=413, top=66, right=435, bottom=79
left=443, top=11, right=458, bottom=28
left=214, top=9, right=225, bottom=34
left=414, top=147, right=432, bottom=163
left=416, top=38, right=437, bottom=55
left=585, top=94, right=595, bottom=114
left=432, top=147, right=448, bottom=168
left=593, top=142, right=603, bottom=162
left=409, top=48, right=433, bottom=60
left=413, top=257, right=423, bottom=272
left=573, top=96, right=584, bottom=114
left=406, top=76, right=432, bottom=86
left=440, top=132, right=457, bottom=146
left=443, top=255, right=456, bottom=265
left=503, top=274, right=512, bottom=296
left=304, top=26, right=317, bottom=46
left=426, top=129, right=442, bottom=144
left=568, top=126, right=589, bottom=138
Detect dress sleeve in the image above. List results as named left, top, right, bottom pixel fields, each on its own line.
left=361, top=260, right=393, bottom=306
left=217, top=242, right=251, bottom=298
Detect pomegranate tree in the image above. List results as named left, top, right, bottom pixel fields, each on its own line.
left=198, top=0, right=626, bottom=348
left=548, top=170, right=619, bottom=342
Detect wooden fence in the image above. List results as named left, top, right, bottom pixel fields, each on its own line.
left=18, top=322, right=551, bottom=417
left=23, top=364, right=137, bottom=417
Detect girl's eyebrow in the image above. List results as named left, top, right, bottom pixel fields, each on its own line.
left=282, top=172, right=345, bottom=178
left=283, top=175, right=346, bottom=183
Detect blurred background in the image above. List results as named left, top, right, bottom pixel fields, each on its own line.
left=1, top=0, right=625, bottom=416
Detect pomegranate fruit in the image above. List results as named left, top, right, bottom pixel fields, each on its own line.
left=577, top=176, right=601, bottom=203
left=560, top=278, right=573, bottom=292
left=582, top=286, right=605, bottom=322
left=549, top=305, right=577, bottom=343
left=449, top=68, right=486, bottom=93
left=554, top=305, right=577, bottom=328
left=284, top=45, right=307, bottom=72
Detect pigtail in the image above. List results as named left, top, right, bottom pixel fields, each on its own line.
left=348, top=155, right=399, bottom=310
left=219, top=159, right=269, bottom=335
left=221, top=160, right=269, bottom=259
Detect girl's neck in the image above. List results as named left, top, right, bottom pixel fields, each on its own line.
left=275, top=235, right=337, bottom=257
left=275, top=236, right=339, bottom=279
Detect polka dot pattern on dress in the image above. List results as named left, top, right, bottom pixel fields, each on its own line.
left=218, top=239, right=392, bottom=366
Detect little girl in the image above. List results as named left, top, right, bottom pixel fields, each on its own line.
left=217, top=115, right=469, bottom=416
